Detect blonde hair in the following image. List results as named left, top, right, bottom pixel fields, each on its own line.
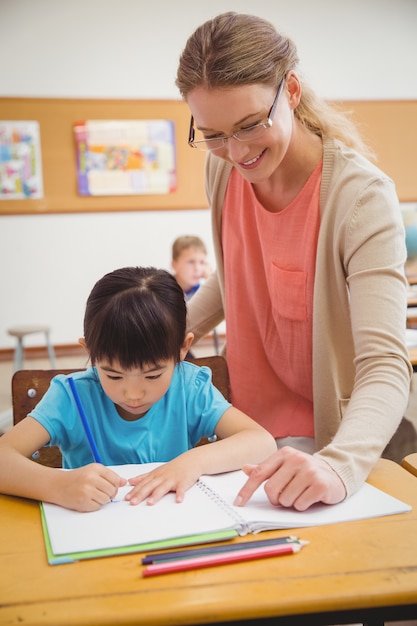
left=176, top=12, right=374, bottom=159
left=172, top=235, right=207, bottom=261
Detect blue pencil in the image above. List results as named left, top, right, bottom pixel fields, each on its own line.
left=68, top=376, right=103, bottom=464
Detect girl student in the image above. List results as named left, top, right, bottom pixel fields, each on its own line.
left=0, top=266, right=275, bottom=512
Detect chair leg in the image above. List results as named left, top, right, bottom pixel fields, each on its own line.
left=13, top=338, right=24, bottom=372
left=212, top=328, right=220, bottom=355
left=45, top=331, right=56, bottom=368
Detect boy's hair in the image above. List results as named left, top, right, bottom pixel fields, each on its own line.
left=172, top=235, right=207, bottom=261
left=84, top=267, right=186, bottom=368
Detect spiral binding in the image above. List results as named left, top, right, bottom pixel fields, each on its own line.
left=197, top=478, right=249, bottom=536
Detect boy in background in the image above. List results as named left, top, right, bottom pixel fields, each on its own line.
left=172, top=235, right=219, bottom=355
left=171, top=235, right=211, bottom=300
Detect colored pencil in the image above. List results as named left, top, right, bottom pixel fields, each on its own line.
left=141, top=535, right=301, bottom=564
left=142, top=541, right=307, bottom=577
left=68, top=377, right=103, bottom=464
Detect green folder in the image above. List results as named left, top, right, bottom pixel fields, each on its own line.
left=40, top=503, right=238, bottom=565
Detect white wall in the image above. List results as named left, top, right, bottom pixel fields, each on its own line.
left=1, top=0, right=417, bottom=349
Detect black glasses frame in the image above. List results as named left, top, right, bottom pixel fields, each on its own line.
left=188, top=74, right=286, bottom=150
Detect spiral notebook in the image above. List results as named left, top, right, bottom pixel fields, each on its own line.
left=40, top=462, right=411, bottom=565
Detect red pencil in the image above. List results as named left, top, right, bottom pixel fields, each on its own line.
left=142, top=541, right=306, bottom=577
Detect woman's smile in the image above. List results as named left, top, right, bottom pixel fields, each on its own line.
left=240, top=148, right=267, bottom=169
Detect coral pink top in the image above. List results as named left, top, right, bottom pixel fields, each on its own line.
left=222, top=163, right=322, bottom=437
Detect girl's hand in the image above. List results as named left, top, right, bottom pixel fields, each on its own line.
left=125, top=457, right=201, bottom=506
left=55, top=464, right=127, bottom=512
left=233, top=447, right=346, bottom=511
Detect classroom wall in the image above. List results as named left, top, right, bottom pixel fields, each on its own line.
left=1, top=0, right=417, bottom=350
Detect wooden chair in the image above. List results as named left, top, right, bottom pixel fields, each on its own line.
left=401, top=452, right=417, bottom=478
left=11, top=355, right=230, bottom=468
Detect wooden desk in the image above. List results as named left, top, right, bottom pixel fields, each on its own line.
left=402, top=452, right=417, bottom=478
left=1, top=459, right=416, bottom=626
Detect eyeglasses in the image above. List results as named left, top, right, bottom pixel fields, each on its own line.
left=188, top=75, right=286, bottom=152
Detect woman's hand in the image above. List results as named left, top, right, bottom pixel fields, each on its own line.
left=233, top=446, right=346, bottom=511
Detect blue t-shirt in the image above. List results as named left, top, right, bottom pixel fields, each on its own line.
left=29, top=362, right=231, bottom=469
left=184, top=283, right=200, bottom=301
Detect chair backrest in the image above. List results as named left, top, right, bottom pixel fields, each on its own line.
left=11, top=355, right=230, bottom=468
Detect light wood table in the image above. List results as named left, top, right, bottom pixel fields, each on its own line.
left=1, top=459, right=417, bottom=626
left=401, top=452, right=417, bottom=478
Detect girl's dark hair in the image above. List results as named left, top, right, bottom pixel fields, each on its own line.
left=83, top=266, right=187, bottom=368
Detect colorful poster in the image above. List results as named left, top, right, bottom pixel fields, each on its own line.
left=0, top=121, right=43, bottom=199
left=74, top=119, right=176, bottom=196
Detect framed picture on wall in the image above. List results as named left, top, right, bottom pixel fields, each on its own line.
left=73, top=119, right=176, bottom=197
left=0, top=120, right=44, bottom=200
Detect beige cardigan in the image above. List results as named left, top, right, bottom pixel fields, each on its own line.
left=187, top=136, right=412, bottom=496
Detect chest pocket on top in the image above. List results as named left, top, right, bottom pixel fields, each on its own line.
left=270, top=264, right=308, bottom=322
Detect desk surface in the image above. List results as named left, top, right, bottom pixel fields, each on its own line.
left=1, top=459, right=417, bottom=626
left=402, top=452, right=417, bottom=477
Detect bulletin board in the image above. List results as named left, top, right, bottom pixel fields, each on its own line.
left=333, top=100, right=417, bottom=203
left=0, top=97, right=416, bottom=215
left=0, top=98, right=207, bottom=215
